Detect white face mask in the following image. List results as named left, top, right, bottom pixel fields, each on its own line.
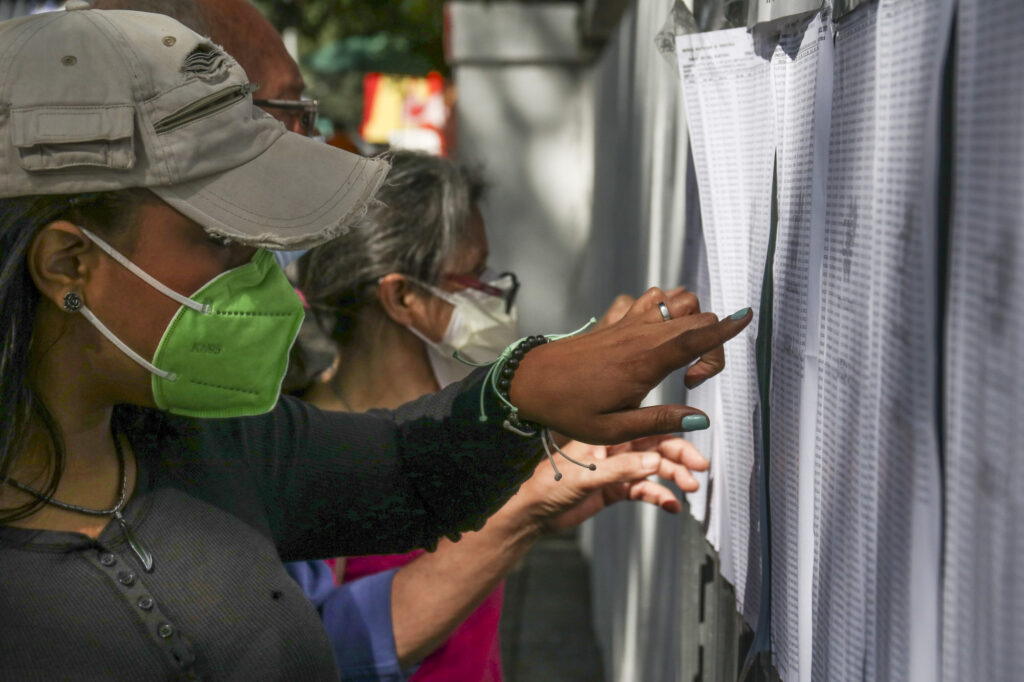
left=406, top=274, right=520, bottom=388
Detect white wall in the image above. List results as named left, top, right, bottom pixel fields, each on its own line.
left=449, top=1, right=596, bottom=335
left=578, top=2, right=707, bottom=681
left=451, top=1, right=704, bottom=680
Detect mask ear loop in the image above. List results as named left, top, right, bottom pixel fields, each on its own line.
left=77, top=303, right=178, bottom=382
left=78, top=227, right=212, bottom=315
left=401, top=275, right=459, bottom=307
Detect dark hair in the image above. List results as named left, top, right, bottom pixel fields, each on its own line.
left=297, top=150, right=487, bottom=349
left=88, top=0, right=210, bottom=35
left=0, top=189, right=152, bottom=523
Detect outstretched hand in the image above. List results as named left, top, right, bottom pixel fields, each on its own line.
left=508, top=287, right=751, bottom=444
left=499, top=434, right=709, bottom=535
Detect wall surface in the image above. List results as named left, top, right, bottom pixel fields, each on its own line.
left=577, top=3, right=720, bottom=681
left=449, top=1, right=753, bottom=680
left=448, top=1, right=596, bottom=336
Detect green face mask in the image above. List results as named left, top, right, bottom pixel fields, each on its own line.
left=76, top=228, right=304, bottom=418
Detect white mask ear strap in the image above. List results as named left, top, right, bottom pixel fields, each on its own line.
left=78, top=227, right=211, bottom=315
left=401, top=275, right=458, bottom=306
left=405, top=323, right=439, bottom=349
left=426, top=284, right=458, bottom=306
left=78, top=303, right=178, bottom=381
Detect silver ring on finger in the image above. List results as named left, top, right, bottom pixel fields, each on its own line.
left=658, top=301, right=671, bottom=322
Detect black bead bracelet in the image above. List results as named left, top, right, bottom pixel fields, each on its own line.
left=497, top=335, right=548, bottom=435
left=470, top=317, right=602, bottom=479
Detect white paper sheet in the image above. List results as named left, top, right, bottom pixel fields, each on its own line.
left=762, top=12, right=832, bottom=681
left=811, top=1, right=950, bottom=679
left=811, top=6, right=880, bottom=679
left=943, top=2, right=1024, bottom=680
left=682, top=190, right=719, bottom=531
left=676, top=27, right=775, bottom=622
left=870, top=1, right=951, bottom=679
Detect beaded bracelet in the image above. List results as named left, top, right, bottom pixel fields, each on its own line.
left=455, top=318, right=599, bottom=480
left=494, top=334, right=547, bottom=436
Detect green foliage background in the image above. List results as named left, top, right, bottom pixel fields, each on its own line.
left=253, top=0, right=447, bottom=133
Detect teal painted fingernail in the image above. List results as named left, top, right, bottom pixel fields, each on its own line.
left=729, top=307, right=751, bottom=320
left=681, top=415, right=710, bottom=432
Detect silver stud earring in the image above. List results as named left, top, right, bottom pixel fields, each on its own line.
left=63, top=292, right=82, bottom=313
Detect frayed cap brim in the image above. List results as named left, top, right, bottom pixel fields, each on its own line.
left=151, top=132, right=390, bottom=249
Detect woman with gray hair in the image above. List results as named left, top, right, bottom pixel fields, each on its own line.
left=299, top=149, right=503, bottom=391
left=287, top=150, right=717, bottom=681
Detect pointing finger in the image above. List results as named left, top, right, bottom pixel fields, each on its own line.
left=663, top=307, right=753, bottom=383
left=684, top=308, right=752, bottom=386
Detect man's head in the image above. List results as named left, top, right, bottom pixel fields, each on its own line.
left=90, top=0, right=313, bottom=135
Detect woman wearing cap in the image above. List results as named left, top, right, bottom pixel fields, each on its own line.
left=286, top=151, right=715, bottom=681
left=0, top=8, right=750, bottom=680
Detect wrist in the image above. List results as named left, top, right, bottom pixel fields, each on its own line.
left=486, top=489, right=547, bottom=544
left=475, top=318, right=595, bottom=432
left=499, top=335, right=548, bottom=427
left=506, top=340, right=549, bottom=424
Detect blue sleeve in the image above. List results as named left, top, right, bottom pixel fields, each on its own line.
left=285, top=561, right=417, bottom=682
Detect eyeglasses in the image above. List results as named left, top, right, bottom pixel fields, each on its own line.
left=444, top=271, right=520, bottom=314
left=253, top=97, right=319, bottom=137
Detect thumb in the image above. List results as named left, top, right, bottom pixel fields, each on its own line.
left=595, top=405, right=710, bottom=443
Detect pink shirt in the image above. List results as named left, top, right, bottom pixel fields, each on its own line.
left=344, top=551, right=504, bottom=681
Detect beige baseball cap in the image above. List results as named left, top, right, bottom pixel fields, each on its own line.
left=0, top=3, right=389, bottom=249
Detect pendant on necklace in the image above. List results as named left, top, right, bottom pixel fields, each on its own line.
left=115, top=510, right=154, bottom=572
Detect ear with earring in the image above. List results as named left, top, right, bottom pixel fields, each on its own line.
left=63, top=292, right=82, bottom=313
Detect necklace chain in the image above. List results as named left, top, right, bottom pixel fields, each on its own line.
left=6, top=431, right=127, bottom=517
left=4, top=427, right=154, bottom=572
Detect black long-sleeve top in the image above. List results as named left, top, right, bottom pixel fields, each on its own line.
left=0, top=369, right=541, bottom=680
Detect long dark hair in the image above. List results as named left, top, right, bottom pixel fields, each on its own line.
left=0, top=189, right=151, bottom=523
